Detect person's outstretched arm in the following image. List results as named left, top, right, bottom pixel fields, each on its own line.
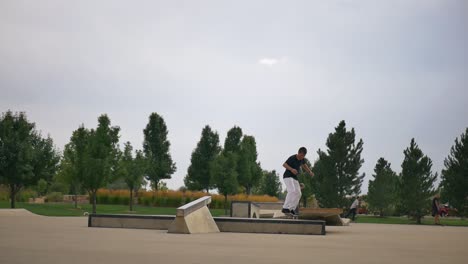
left=301, top=164, right=314, bottom=177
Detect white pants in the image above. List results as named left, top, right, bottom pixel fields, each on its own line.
left=283, top=177, right=302, bottom=210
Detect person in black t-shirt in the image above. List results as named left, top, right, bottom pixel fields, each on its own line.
left=281, top=147, right=314, bottom=216
left=432, top=193, right=442, bottom=225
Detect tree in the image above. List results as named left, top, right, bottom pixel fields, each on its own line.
left=441, top=128, right=468, bottom=218
left=119, top=142, right=145, bottom=211
left=184, top=125, right=221, bottom=192
left=59, top=126, right=88, bottom=209
left=312, top=120, right=365, bottom=208
left=399, top=138, right=437, bottom=224
left=0, top=111, right=60, bottom=208
left=79, top=115, right=120, bottom=214
left=143, top=113, right=176, bottom=195
left=211, top=152, right=239, bottom=215
left=256, top=170, right=282, bottom=198
left=223, top=126, right=243, bottom=154
left=237, top=135, right=262, bottom=195
left=367, top=158, right=398, bottom=216
left=36, top=179, right=48, bottom=196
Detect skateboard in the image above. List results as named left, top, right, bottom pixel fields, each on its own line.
left=282, top=212, right=299, bottom=219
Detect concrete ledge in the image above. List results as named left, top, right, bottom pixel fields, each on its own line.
left=215, top=217, right=325, bottom=235
left=89, top=214, right=326, bottom=235
left=176, top=196, right=211, bottom=217
left=89, top=214, right=174, bottom=230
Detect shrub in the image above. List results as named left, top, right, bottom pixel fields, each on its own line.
left=46, top=192, right=63, bottom=202
left=95, top=189, right=279, bottom=209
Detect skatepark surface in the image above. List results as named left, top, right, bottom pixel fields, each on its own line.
left=0, top=209, right=466, bottom=264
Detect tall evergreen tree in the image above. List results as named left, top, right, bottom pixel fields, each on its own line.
left=399, top=138, right=437, bottom=224
left=441, top=128, right=468, bottom=218
left=237, top=135, right=262, bottom=195
left=0, top=111, right=60, bottom=208
left=143, top=113, right=176, bottom=193
left=367, top=158, right=398, bottom=216
left=184, top=125, right=221, bottom=192
left=312, top=120, right=365, bottom=208
left=210, top=152, right=238, bottom=215
left=80, top=115, right=120, bottom=214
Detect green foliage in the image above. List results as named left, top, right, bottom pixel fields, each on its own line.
left=441, top=127, right=468, bottom=217
left=237, top=136, right=262, bottom=195
left=46, top=192, right=63, bottom=202
left=48, top=178, right=69, bottom=194
left=367, top=158, right=399, bottom=216
left=36, top=179, right=48, bottom=196
left=143, top=113, right=176, bottom=190
left=211, top=152, right=239, bottom=197
left=0, top=111, right=60, bottom=208
left=184, top=125, right=221, bottom=192
left=312, top=120, right=365, bottom=208
left=62, top=115, right=120, bottom=213
left=223, top=126, right=243, bottom=154
left=256, top=170, right=282, bottom=198
left=298, top=159, right=313, bottom=207
left=210, top=152, right=239, bottom=213
left=119, top=142, right=145, bottom=192
left=399, top=138, right=437, bottom=224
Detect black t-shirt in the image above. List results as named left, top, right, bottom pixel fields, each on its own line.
left=283, top=154, right=305, bottom=180
left=432, top=197, right=439, bottom=210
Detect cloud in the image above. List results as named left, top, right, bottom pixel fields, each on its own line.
left=258, top=57, right=279, bottom=66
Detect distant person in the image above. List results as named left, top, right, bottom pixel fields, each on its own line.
left=432, top=193, right=442, bottom=225
left=345, top=196, right=361, bottom=221
left=281, top=147, right=314, bottom=216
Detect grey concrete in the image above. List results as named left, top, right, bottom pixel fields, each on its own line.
left=215, top=217, right=325, bottom=235
left=176, top=196, right=211, bottom=217
left=90, top=214, right=174, bottom=230
left=231, top=201, right=261, bottom=218
left=168, top=206, right=220, bottom=234
left=0, top=211, right=467, bottom=264
left=89, top=213, right=325, bottom=235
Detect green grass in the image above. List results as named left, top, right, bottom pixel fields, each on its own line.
left=2, top=201, right=466, bottom=226
left=355, top=215, right=468, bottom=227
left=0, top=201, right=227, bottom=217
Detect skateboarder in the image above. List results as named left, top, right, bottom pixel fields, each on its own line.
left=281, top=147, right=314, bottom=216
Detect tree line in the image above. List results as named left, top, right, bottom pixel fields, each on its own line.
left=1, top=110, right=467, bottom=220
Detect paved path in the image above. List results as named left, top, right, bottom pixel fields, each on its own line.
left=0, top=209, right=467, bottom=264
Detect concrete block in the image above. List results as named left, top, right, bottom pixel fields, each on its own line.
left=168, top=206, right=219, bottom=234
left=89, top=214, right=174, bottom=230
left=214, top=217, right=325, bottom=235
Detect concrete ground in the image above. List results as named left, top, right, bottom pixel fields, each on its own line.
left=0, top=209, right=467, bottom=264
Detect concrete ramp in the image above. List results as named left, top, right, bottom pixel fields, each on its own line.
left=0, top=209, right=38, bottom=217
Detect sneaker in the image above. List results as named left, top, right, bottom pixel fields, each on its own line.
left=290, top=210, right=299, bottom=216
left=281, top=208, right=290, bottom=214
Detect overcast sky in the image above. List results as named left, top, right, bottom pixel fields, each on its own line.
left=1, top=0, right=467, bottom=192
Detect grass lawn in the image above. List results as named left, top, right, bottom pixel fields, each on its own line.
left=2, top=202, right=466, bottom=227
left=355, top=214, right=468, bottom=227
left=0, top=201, right=227, bottom=217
